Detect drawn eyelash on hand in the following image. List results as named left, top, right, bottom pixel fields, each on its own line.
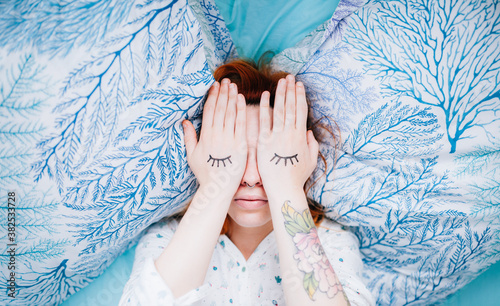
left=207, top=155, right=232, bottom=167
left=270, top=153, right=299, bottom=166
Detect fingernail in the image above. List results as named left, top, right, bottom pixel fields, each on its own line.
left=287, top=75, right=294, bottom=81
left=222, top=78, right=230, bottom=84
left=230, top=83, right=236, bottom=89
left=297, top=82, right=303, bottom=87
left=213, top=81, right=219, bottom=87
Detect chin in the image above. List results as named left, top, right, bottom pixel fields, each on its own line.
left=227, top=201, right=272, bottom=228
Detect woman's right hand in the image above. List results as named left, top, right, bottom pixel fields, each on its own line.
left=154, top=79, right=247, bottom=298
left=182, top=78, right=247, bottom=195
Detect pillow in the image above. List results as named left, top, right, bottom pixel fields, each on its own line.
left=0, top=0, right=227, bottom=304
left=273, top=0, right=500, bottom=304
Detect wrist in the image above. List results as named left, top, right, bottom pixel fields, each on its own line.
left=182, top=184, right=234, bottom=227
left=265, top=187, right=308, bottom=210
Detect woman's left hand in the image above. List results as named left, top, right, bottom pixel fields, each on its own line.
left=257, top=75, right=319, bottom=197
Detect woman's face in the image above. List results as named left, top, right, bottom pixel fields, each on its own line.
left=227, top=105, right=273, bottom=229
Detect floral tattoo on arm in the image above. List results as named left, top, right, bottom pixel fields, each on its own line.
left=282, top=201, right=345, bottom=301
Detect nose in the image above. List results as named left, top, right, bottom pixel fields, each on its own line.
left=241, top=152, right=262, bottom=188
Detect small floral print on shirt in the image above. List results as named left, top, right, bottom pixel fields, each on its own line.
left=275, top=276, right=282, bottom=284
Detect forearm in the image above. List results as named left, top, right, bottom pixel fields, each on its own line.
left=154, top=184, right=232, bottom=298
left=267, top=189, right=350, bottom=306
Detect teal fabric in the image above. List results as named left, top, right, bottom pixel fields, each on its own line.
left=440, top=260, right=500, bottom=306
left=214, top=0, right=340, bottom=62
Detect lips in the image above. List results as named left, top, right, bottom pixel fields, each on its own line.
left=235, top=195, right=266, bottom=201
left=234, top=195, right=268, bottom=209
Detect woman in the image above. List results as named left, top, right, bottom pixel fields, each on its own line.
left=120, top=59, right=374, bottom=305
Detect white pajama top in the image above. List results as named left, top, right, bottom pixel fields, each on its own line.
left=119, top=218, right=374, bottom=305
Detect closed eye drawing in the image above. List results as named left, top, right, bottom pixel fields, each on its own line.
left=270, top=153, right=299, bottom=166
left=207, top=155, right=232, bottom=167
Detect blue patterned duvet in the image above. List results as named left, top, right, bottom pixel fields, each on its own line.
left=0, top=0, right=499, bottom=305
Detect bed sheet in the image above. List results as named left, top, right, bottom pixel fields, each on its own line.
left=0, top=0, right=499, bottom=305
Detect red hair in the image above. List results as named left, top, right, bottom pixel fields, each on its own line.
left=213, top=59, right=286, bottom=107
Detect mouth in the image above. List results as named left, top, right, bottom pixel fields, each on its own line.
left=234, top=198, right=268, bottom=209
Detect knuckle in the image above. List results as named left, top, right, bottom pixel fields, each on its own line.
left=210, top=86, right=219, bottom=94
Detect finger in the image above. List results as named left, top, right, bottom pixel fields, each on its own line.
left=182, top=120, right=198, bottom=158
left=296, top=81, right=308, bottom=131
left=235, top=94, right=247, bottom=140
left=273, top=78, right=286, bottom=132
left=284, top=74, right=296, bottom=129
left=201, top=81, right=219, bottom=138
left=213, top=78, right=230, bottom=132
left=260, top=91, right=271, bottom=133
left=225, top=82, right=238, bottom=134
